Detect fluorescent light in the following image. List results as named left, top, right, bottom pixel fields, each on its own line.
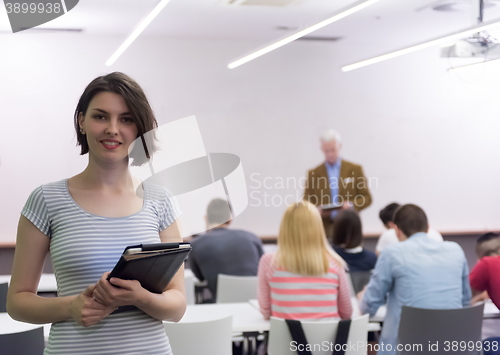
left=106, top=0, right=171, bottom=66
left=449, top=57, right=500, bottom=72
left=342, top=18, right=500, bottom=72
left=228, top=0, right=379, bottom=69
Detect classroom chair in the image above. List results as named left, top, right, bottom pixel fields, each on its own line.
left=164, top=316, right=232, bottom=355
left=268, top=314, right=369, bottom=355
left=397, top=303, right=484, bottom=355
left=0, top=327, right=45, bottom=355
left=216, top=274, right=258, bottom=303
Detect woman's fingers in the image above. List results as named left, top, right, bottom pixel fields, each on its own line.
left=91, top=296, right=107, bottom=308
left=79, top=302, right=117, bottom=327
left=80, top=312, right=110, bottom=327
left=82, top=284, right=96, bottom=298
left=71, top=283, right=119, bottom=327
left=108, top=277, right=133, bottom=290
left=94, top=273, right=117, bottom=303
left=92, top=282, right=114, bottom=305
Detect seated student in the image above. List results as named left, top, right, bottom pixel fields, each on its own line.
left=332, top=209, right=377, bottom=272
left=360, top=204, right=471, bottom=355
left=471, top=233, right=500, bottom=304
left=475, top=232, right=500, bottom=259
left=470, top=233, right=500, bottom=346
left=257, top=201, right=352, bottom=320
left=375, top=202, right=443, bottom=255
left=470, top=233, right=500, bottom=309
left=189, top=198, right=264, bottom=301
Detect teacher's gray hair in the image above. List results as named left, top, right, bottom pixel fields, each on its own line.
left=320, top=129, right=342, bottom=145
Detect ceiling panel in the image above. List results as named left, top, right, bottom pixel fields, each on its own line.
left=0, top=0, right=499, bottom=52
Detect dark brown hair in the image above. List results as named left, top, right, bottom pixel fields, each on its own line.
left=476, top=232, right=500, bottom=258
left=74, top=72, right=158, bottom=166
left=393, top=204, right=428, bottom=238
left=379, top=202, right=400, bottom=226
left=332, top=209, right=363, bottom=249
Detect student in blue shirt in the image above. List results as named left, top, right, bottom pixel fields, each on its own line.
left=360, top=204, right=471, bottom=355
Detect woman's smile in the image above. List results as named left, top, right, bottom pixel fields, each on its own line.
left=100, top=139, right=122, bottom=150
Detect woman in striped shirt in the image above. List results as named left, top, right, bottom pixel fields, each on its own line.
left=7, top=72, right=185, bottom=354
left=257, top=200, right=352, bottom=320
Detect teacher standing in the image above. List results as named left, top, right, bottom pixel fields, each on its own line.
left=303, top=129, right=372, bottom=240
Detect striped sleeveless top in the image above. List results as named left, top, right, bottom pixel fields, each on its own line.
left=21, top=178, right=181, bottom=355
left=257, top=253, right=352, bottom=320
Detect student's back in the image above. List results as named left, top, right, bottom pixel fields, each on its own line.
left=189, top=228, right=263, bottom=297
left=258, top=253, right=352, bottom=320
left=364, top=234, right=470, bottom=355
left=385, top=234, right=468, bottom=308
left=332, top=209, right=377, bottom=272
left=333, top=246, right=377, bottom=272
left=257, top=201, right=352, bottom=321
left=361, top=204, right=470, bottom=355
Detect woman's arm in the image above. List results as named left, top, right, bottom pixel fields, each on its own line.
left=257, top=254, right=272, bottom=320
left=336, top=267, right=353, bottom=320
left=93, top=220, right=187, bottom=322
left=7, top=216, right=115, bottom=326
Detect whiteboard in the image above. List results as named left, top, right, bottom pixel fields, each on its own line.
left=0, top=34, right=499, bottom=243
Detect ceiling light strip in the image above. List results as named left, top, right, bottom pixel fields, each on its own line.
left=228, top=0, right=379, bottom=69
left=106, top=0, right=171, bottom=66
left=341, top=18, right=500, bottom=72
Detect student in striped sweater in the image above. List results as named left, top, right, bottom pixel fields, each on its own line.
left=7, top=73, right=185, bottom=355
left=257, top=200, right=352, bottom=320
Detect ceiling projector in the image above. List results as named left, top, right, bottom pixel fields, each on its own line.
left=441, top=32, right=500, bottom=57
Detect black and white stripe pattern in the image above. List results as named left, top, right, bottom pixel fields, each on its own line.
left=22, top=179, right=181, bottom=355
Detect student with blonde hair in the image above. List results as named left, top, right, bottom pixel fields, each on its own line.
left=257, top=200, right=352, bottom=320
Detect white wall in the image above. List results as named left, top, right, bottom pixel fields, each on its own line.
left=0, top=33, right=499, bottom=243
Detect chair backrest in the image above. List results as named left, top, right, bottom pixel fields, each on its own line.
left=346, top=274, right=362, bottom=318
left=397, top=303, right=484, bottom=355
left=0, top=283, right=8, bottom=312
left=184, top=273, right=195, bottom=305
left=164, top=316, right=232, bottom=355
left=349, top=271, right=372, bottom=295
left=216, top=274, right=258, bottom=303
left=0, top=327, right=45, bottom=355
left=268, top=315, right=369, bottom=355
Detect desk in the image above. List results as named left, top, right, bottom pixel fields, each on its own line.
left=484, top=300, right=500, bottom=319
left=0, top=313, right=51, bottom=342
left=170, top=303, right=267, bottom=355
left=0, top=272, right=198, bottom=294
left=1, top=305, right=258, bottom=355
left=0, top=274, right=57, bottom=293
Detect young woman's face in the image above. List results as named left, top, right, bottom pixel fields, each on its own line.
left=79, top=91, right=138, bottom=164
